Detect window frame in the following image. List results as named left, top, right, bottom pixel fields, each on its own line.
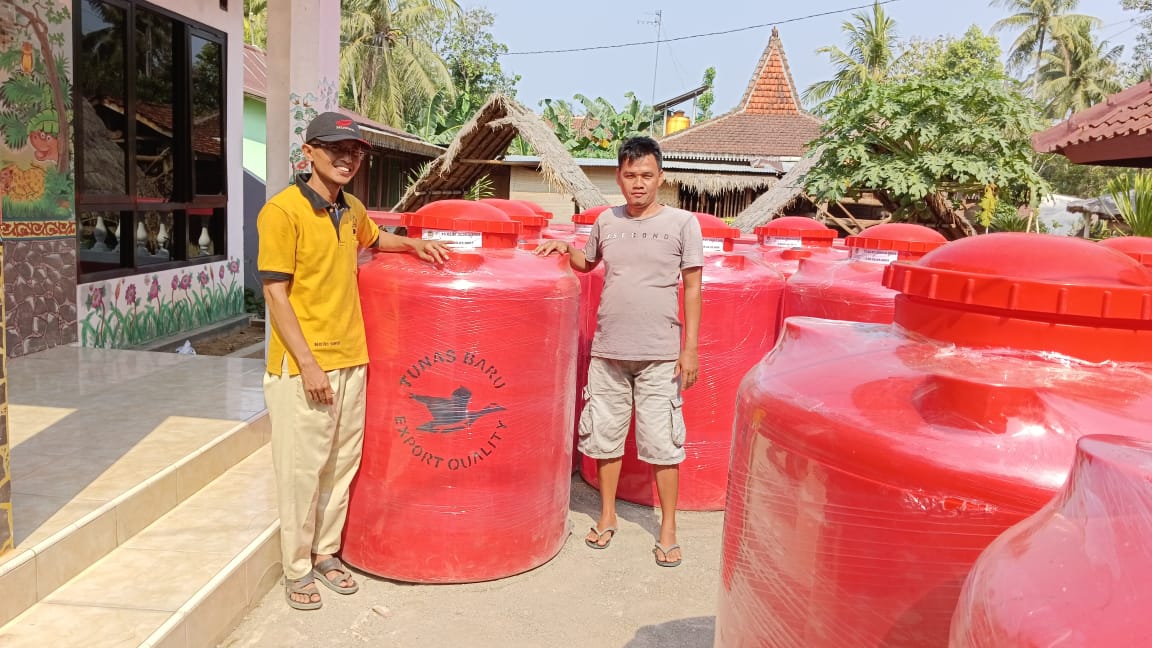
left=74, top=0, right=229, bottom=284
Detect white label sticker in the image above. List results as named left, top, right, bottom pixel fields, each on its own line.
left=850, top=248, right=901, bottom=264
left=765, top=236, right=803, bottom=248
left=574, top=224, right=593, bottom=236
left=422, top=229, right=483, bottom=249
left=703, top=238, right=727, bottom=254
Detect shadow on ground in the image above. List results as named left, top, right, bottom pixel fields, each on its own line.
left=567, top=469, right=663, bottom=540
left=622, top=615, right=716, bottom=647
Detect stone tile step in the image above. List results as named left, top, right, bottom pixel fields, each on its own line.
left=0, top=412, right=270, bottom=628
left=0, top=446, right=280, bottom=648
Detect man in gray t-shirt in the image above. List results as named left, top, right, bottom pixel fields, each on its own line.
left=536, top=136, right=703, bottom=568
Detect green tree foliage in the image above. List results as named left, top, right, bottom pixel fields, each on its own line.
left=890, top=26, right=1005, bottom=81
left=243, top=0, right=267, bottom=47
left=990, top=0, right=1100, bottom=94
left=1121, top=0, right=1152, bottom=81
left=803, top=77, right=1048, bottom=238
left=540, top=93, right=654, bottom=158
left=802, top=1, right=897, bottom=109
left=1037, top=154, right=1127, bottom=197
left=696, top=67, right=716, bottom=121
left=1036, top=18, right=1123, bottom=118
left=339, top=0, right=460, bottom=128
left=1108, top=172, right=1152, bottom=237
left=406, top=7, right=519, bottom=144
left=424, top=7, right=518, bottom=102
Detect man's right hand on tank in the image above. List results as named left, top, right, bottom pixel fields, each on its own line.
left=533, top=241, right=571, bottom=256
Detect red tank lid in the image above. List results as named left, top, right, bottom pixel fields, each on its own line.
left=693, top=212, right=739, bottom=240
left=479, top=198, right=548, bottom=229
left=514, top=199, right=554, bottom=220
left=403, top=200, right=519, bottom=249
left=884, top=232, right=1152, bottom=362
left=573, top=205, right=611, bottom=226
left=1099, top=236, right=1152, bottom=267
left=755, top=216, right=836, bottom=246
left=694, top=212, right=739, bottom=253
left=846, top=223, right=948, bottom=261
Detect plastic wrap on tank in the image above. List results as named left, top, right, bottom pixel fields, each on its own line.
left=715, top=233, right=1152, bottom=648
left=950, top=434, right=1152, bottom=647
left=1099, top=235, right=1152, bottom=267
left=580, top=212, right=786, bottom=510
left=480, top=198, right=548, bottom=243
left=343, top=200, right=580, bottom=584
left=752, top=216, right=846, bottom=278
left=783, top=223, right=947, bottom=324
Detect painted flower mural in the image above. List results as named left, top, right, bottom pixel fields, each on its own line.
left=79, top=258, right=245, bottom=348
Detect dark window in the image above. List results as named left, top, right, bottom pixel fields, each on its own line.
left=75, top=0, right=228, bottom=282
left=359, top=149, right=422, bottom=211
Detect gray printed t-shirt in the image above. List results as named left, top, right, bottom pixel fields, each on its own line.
left=583, top=205, right=704, bottom=361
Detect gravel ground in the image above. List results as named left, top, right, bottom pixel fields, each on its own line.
left=222, top=476, right=723, bottom=648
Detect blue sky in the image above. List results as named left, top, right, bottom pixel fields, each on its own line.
left=471, top=0, right=1143, bottom=115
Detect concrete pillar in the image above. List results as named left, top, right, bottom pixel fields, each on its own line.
left=265, top=0, right=341, bottom=198
left=0, top=227, right=9, bottom=554
left=263, top=0, right=341, bottom=358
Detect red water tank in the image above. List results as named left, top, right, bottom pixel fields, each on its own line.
left=344, top=200, right=580, bottom=583
left=1099, top=235, right=1152, bottom=267
left=715, top=233, right=1152, bottom=647
left=516, top=199, right=553, bottom=221
left=480, top=198, right=548, bottom=243
left=753, top=216, right=844, bottom=278
left=580, top=212, right=786, bottom=510
left=542, top=205, right=609, bottom=240
left=950, top=434, right=1152, bottom=647
left=783, top=223, right=947, bottom=324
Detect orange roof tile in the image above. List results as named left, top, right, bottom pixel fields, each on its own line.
left=661, top=28, right=819, bottom=160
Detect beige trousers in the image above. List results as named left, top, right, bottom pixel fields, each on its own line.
left=264, top=362, right=367, bottom=580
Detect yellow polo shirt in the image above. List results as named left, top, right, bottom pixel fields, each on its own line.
left=257, top=175, right=381, bottom=376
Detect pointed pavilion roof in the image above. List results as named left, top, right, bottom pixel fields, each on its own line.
left=660, top=28, right=821, bottom=162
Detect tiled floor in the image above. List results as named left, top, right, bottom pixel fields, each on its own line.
left=3, top=346, right=267, bottom=554
left=0, top=345, right=275, bottom=645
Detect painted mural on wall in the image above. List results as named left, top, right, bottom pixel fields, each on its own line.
left=78, top=257, right=243, bottom=348
left=288, top=78, right=337, bottom=177
left=0, top=0, right=74, bottom=236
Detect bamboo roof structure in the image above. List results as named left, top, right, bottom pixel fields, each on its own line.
left=394, top=94, right=607, bottom=212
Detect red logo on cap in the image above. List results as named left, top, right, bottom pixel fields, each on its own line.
left=336, top=119, right=354, bottom=129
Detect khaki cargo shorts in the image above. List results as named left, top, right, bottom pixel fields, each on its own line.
left=578, top=357, right=686, bottom=465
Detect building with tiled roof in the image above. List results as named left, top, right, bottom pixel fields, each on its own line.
left=1032, top=79, right=1152, bottom=168
left=660, top=27, right=822, bottom=165
left=656, top=28, right=823, bottom=217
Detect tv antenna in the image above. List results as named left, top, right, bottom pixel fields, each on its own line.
left=639, top=10, right=663, bottom=135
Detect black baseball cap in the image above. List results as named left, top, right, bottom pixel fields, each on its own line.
left=305, top=111, right=370, bottom=146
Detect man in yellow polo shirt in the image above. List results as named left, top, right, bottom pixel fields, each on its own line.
left=258, top=112, right=449, bottom=610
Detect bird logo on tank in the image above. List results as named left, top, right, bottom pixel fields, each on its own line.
left=410, top=386, right=505, bottom=433
left=392, top=349, right=509, bottom=471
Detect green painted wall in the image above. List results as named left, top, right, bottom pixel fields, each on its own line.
left=242, top=96, right=267, bottom=182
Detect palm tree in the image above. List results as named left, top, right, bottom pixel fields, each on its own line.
left=339, top=0, right=460, bottom=128
left=1037, top=19, right=1124, bottom=118
left=243, top=0, right=267, bottom=48
left=802, top=1, right=897, bottom=108
left=990, top=0, right=1100, bottom=94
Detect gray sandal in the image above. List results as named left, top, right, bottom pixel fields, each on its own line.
left=285, top=573, right=322, bottom=610
left=585, top=526, right=618, bottom=549
left=654, top=542, right=682, bottom=567
left=312, top=557, right=359, bottom=594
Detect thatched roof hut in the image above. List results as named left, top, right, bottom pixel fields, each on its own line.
left=731, top=150, right=820, bottom=232
left=395, top=94, right=606, bottom=212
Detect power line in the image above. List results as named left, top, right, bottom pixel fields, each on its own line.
left=501, top=0, right=900, bottom=56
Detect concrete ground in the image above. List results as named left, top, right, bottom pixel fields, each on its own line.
left=222, top=476, right=723, bottom=648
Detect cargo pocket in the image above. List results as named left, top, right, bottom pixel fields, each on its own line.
left=577, top=386, right=595, bottom=448
left=670, top=396, right=686, bottom=448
